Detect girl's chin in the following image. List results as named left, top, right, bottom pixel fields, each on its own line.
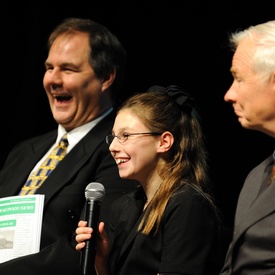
left=118, top=172, right=135, bottom=181
left=119, top=173, right=129, bottom=179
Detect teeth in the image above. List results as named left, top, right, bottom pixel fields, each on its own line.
left=116, top=159, right=128, bottom=164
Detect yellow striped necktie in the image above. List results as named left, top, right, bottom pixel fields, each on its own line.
left=19, top=134, right=69, bottom=195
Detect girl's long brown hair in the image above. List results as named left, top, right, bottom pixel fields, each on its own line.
left=119, top=89, right=217, bottom=235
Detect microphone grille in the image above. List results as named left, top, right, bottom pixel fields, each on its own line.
left=85, top=182, right=105, bottom=202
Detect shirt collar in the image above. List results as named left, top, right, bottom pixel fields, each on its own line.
left=56, top=107, right=113, bottom=150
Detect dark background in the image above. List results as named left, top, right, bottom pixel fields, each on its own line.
left=1, top=1, right=274, bottom=231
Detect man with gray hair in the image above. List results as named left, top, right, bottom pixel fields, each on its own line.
left=220, top=20, right=275, bottom=275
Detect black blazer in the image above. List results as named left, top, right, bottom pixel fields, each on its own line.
left=0, top=110, right=138, bottom=275
left=107, top=185, right=222, bottom=275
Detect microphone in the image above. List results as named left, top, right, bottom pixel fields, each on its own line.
left=80, top=182, right=105, bottom=275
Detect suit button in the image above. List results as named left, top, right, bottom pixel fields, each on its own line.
left=68, top=209, right=76, bottom=219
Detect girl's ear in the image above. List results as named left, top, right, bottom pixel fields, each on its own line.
left=157, top=131, right=174, bottom=153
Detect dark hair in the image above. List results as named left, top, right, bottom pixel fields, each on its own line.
left=47, top=17, right=127, bottom=102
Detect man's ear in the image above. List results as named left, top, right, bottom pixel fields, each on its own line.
left=102, top=70, right=116, bottom=92
left=157, top=131, right=174, bottom=153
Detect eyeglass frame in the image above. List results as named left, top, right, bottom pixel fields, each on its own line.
left=105, top=132, right=162, bottom=145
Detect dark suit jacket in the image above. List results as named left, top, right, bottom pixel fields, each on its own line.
left=0, top=110, right=138, bottom=275
left=107, top=185, right=222, bottom=275
left=220, top=154, right=275, bottom=275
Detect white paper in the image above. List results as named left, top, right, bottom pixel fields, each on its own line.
left=0, top=195, right=44, bottom=263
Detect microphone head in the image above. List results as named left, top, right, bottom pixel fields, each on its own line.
left=85, top=182, right=105, bottom=202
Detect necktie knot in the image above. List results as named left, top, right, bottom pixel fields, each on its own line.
left=59, top=134, right=69, bottom=148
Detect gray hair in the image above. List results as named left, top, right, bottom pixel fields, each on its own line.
left=230, top=20, right=275, bottom=80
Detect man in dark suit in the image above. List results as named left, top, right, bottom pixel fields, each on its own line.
left=0, top=18, right=138, bottom=274
left=220, top=20, right=275, bottom=274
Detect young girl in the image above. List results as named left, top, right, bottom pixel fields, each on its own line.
left=75, top=85, right=222, bottom=275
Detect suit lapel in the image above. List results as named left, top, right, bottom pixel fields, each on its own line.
left=0, top=111, right=115, bottom=200
left=118, top=202, right=144, bottom=255
left=111, top=189, right=145, bottom=270
left=0, top=132, right=56, bottom=197
left=232, top=155, right=275, bottom=243
left=37, top=112, right=115, bottom=205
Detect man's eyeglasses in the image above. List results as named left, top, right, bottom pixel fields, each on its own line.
left=105, top=132, right=162, bottom=145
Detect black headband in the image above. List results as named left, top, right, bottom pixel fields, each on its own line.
left=147, top=85, right=194, bottom=113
